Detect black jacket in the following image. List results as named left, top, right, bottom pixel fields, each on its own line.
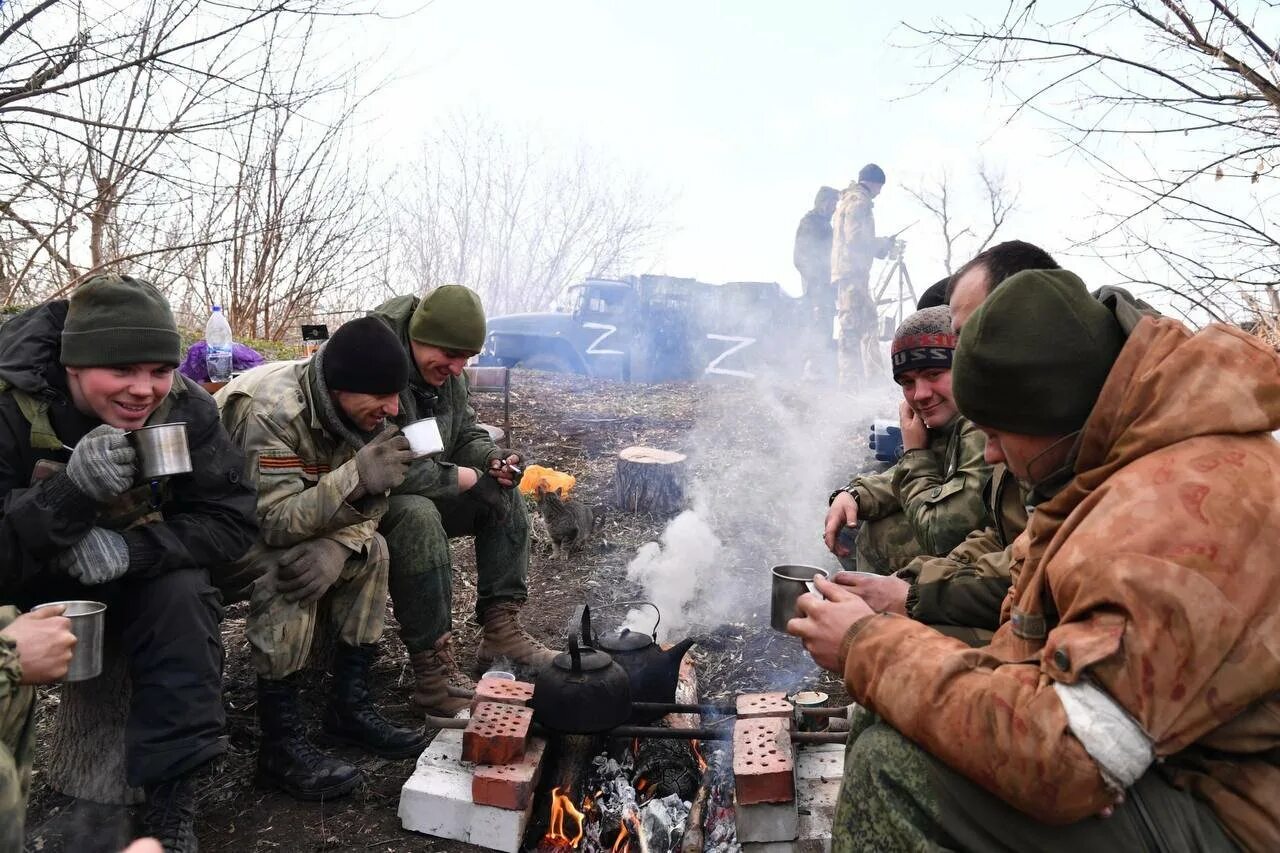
left=0, top=301, right=258, bottom=596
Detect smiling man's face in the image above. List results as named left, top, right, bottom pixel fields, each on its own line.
left=66, top=363, right=174, bottom=429
left=896, top=366, right=958, bottom=429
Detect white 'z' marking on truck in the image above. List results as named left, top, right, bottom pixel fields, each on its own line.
left=582, top=322, right=624, bottom=356
left=704, top=333, right=756, bottom=379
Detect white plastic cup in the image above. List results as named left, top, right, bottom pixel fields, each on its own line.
left=402, top=417, right=444, bottom=457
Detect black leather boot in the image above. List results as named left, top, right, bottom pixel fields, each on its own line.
left=322, top=643, right=427, bottom=758
left=256, top=676, right=361, bottom=801
left=140, top=773, right=199, bottom=853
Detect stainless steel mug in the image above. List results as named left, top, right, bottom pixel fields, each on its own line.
left=770, top=564, right=829, bottom=632
left=130, top=423, right=192, bottom=479
left=32, top=600, right=106, bottom=682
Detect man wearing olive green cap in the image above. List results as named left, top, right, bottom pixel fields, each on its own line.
left=370, top=286, right=554, bottom=717
left=789, top=268, right=1280, bottom=851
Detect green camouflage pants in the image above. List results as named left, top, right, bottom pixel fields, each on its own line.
left=0, top=607, right=36, bottom=852
left=835, top=273, right=884, bottom=391
left=380, top=489, right=529, bottom=655
left=834, top=722, right=1239, bottom=852
left=853, top=512, right=922, bottom=575
left=246, top=536, right=389, bottom=679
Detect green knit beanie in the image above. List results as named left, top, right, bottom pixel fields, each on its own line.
left=408, top=285, right=487, bottom=353
left=952, top=269, right=1125, bottom=436
left=60, top=273, right=181, bottom=367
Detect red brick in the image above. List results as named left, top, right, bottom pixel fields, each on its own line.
left=462, top=702, right=532, bottom=766
left=471, top=736, right=548, bottom=810
left=736, top=691, right=793, bottom=723
left=470, top=677, right=535, bottom=712
left=733, top=717, right=795, bottom=805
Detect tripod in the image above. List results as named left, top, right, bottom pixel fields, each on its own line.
left=871, top=243, right=917, bottom=339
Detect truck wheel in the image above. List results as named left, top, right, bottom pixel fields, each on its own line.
left=515, top=352, right=577, bottom=375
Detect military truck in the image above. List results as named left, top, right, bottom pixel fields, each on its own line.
left=476, top=274, right=808, bottom=382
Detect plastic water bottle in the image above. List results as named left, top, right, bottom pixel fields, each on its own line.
left=205, top=305, right=233, bottom=383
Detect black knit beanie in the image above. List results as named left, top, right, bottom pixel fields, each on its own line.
left=953, top=269, right=1125, bottom=435
left=891, top=306, right=956, bottom=378
left=60, top=274, right=180, bottom=367
left=321, top=317, right=409, bottom=395
left=858, top=163, right=886, bottom=185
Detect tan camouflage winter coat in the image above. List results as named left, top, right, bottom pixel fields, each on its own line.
left=830, top=182, right=890, bottom=283
left=839, top=315, right=1280, bottom=851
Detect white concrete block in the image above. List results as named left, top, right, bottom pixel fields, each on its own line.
left=398, top=728, right=535, bottom=853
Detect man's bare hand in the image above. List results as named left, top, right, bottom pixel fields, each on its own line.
left=823, top=492, right=859, bottom=556
left=2, top=606, right=76, bottom=684
left=833, top=571, right=909, bottom=615
left=787, top=576, right=875, bottom=673
left=899, top=401, right=928, bottom=451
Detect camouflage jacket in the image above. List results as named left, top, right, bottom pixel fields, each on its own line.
left=840, top=316, right=1280, bottom=851
left=793, top=207, right=833, bottom=295
left=369, top=296, right=506, bottom=500
left=845, top=415, right=992, bottom=559
left=896, top=464, right=1026, bottom=632
left=216, top=357, right=387, bottom=561
left=830, top=182, right=891, bottom=281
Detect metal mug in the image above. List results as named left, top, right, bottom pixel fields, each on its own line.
left=791, top=690, right=830, bottom=732
left=130, top=423, right=192, bottom=479
left=483, top=670, right=517, bottom=681
left=402, top=417, right=445, bottom=457
left=32, top=600, right=106, bottom=682
left=770, top=564, right=829, bottom=632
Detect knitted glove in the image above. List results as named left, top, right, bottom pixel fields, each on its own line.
left=276, top=538, right=349, bottom=604
left=66, top=424, right=137, bottom=501
left=58, top=528, right=130, bottom=585
left=355, top=426, right=415, bottom=495
left=469, top=471, right=510, bottom=525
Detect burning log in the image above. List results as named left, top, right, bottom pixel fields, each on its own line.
left=614, top=446, right=686, bottom=514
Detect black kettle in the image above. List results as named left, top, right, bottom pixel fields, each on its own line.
left=531, top=605, right=632, bottom=734
left=595, top=602, right=696, bottom=722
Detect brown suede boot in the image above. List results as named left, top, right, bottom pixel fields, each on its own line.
left=409, top=633, right=473, bottom=718
left=477, top=600, right=558, bottom=670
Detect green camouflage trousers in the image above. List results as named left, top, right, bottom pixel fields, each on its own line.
left=834, top=722, right=1239, bottom=852
left=246, top=536, right=389, bottom=679
left=835, top=273, right=884, bottom=390
left=380, top=489, right=529, bottom=655
left=0, top=606, right=36, bottom=852
left=852, top=512, right=921, bottom=575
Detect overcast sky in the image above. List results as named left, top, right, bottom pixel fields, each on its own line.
left=356, top=0, right=1249, bottom=309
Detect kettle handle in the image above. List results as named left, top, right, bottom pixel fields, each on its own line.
left=568, top=633, right=582, bottom=673
left=594, top=600, right=661, bottom=641
left=567, top=604, right=596, bottom=652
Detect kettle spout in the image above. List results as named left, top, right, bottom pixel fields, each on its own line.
left=664, top=636, right=697, bottom=665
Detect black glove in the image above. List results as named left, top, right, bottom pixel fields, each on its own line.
left=469, top=471, right=510, bottom=525
left=486, top=448, right=529, bottom=489
left=355, top=426, right=415, bottom=495
left=277, top=538, right=350, bottom=604
left=66, top=425, right=137, bottom=501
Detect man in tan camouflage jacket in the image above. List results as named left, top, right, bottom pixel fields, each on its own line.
left=218, top=318, right=425, bottom=801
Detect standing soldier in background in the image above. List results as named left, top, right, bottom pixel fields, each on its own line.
left=794, top=186, right=839, bottom=377
left=832, top=163, right=896, bottom=390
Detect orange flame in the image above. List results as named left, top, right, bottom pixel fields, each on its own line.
left=635, top=777, right=648, bottom=792
left=611, top=820, right=630, bottom=853
left=543, top=787, right=586, bottom=849
left=691, top=739, right=707, bottom=773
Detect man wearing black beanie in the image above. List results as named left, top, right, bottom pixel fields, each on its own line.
left=216, top=317, right=425, bottom=802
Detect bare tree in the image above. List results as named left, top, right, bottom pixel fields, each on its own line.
left=392, top=114, right=670, bottom=315
left=911, top=1, right=1280, bottom=322
left=904, top=161, right=1020, bottom=275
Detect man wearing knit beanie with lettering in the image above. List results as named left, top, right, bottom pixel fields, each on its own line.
left=791, top=269, right=1280, bottom=851
left=824, top=306, right=992, bottom=599
left=370, top=286, right=554, bottom=718
left=0, top=274, right=258, bottom=852
left=217, top=317, right=426, bottom=801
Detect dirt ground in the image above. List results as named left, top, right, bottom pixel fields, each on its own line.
left=26, top=369, right=862, bottom=852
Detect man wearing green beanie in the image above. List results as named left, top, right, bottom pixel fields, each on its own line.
left=0, top=273, right=259, bottom=851
left=789, top=267, right=1280, bottom=851
left=370, top=285, right=554, bottom=717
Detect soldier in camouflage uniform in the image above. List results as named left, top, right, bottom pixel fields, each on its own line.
left=218, top=318, right=425, bottom=801
left=793, top=186, right=839, bottom=376
left=369, top=286, right=555, bottom=717
left=824, top=306, right=991, bottom=576
left=830, top=163, right=895, bottom=390
left=0, top=604, right=74, bottom=849
left=792, top=269, right=1278, bottom=852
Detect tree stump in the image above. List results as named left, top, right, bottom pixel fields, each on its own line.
left=45, top=640, right=144, bottom=804
left=614, top=446, right=686, bottom=514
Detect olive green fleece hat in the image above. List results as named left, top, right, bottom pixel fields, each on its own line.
left=408, top=284, right=487, bottom=353
left=952, top=269, right=1125, bottom=436
left=60, top=273, right=181, bottom=367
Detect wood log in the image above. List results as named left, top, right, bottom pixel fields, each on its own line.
left=45, top=641, right=143, bottom=805
left=614, top=447, right=686, bottom=515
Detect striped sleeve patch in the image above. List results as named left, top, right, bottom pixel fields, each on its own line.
left=258, top=454, right=331, bottom=476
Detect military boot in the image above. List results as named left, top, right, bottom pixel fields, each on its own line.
left=256, top=676, right=361, bottom=801
left=409, top=632, right=473, bottom=718
left=477, top=600, right=557, bottom=670
left=140, top=772, right=199, bottom=853
left=322, top=643, right=427, bottom=758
